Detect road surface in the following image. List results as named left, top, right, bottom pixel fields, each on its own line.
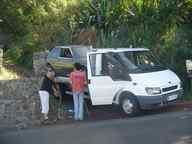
left=0, top=110, right=192, bottom=144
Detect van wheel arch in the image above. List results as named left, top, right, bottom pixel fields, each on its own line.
left=118, top=91, right=135, bottom=102
left=118, top=91, right=140, bottom=116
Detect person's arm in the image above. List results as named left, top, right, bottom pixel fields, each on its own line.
left=52, top=83, right=60, bottom=97
left=83, top=72, right=87, bottom=86
left=69, top=72, right=74, bottom=91
left=52, top=82, right=60, bottom=91
left=69, top=73, right=73, bottom=85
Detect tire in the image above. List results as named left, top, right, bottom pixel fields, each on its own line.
left=120, top=96, right=140, bottom=116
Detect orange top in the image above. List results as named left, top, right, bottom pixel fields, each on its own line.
left=70, top=70, right=87, bottom=92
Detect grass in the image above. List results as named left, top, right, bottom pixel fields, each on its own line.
left=0, top=67, right=20, bottom=80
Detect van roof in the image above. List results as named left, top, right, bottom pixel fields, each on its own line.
left=54, top=46, right=149, bottom=53
left=89, top=48, right=149, bottom=54
left=55, top=45, right=91, bottom=49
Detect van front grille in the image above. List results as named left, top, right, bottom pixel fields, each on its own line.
left=162, top=85, right=178, bottom=92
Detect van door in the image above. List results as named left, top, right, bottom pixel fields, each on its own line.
left=87, top=53, right=117, bottom=105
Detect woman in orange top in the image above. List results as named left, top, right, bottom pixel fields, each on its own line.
left=70, top=63, right=87, bottom=120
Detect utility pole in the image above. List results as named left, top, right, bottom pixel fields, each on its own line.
left=0, top=48, right=3, bottom=71
left=0, top=19, right=3, bottom=71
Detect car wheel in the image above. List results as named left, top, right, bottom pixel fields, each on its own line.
left=120, top=96, right=140, bottom=116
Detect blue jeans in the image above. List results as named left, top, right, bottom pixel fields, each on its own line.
left=73, top=92, right=84, bottom=120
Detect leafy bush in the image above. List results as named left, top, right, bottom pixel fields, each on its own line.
left=4, top=46, right=22, bottom=64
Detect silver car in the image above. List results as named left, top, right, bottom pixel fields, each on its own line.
left=46, top=45, right=91, bottom=76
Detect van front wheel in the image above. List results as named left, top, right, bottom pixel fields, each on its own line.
left=120, top=96, right=140, bottom=116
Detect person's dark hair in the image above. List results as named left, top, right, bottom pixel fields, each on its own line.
left=46, top=63, right=55, bottom=71
left=81, top=65, right=86, bottom=71
left=46, top=63, right=51, bottom=67
left=74, top=63, right=82, bottom=70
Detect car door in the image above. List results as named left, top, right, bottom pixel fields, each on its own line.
left=56, top=47, right=73, bottom=67
left=87, top=52, right=118, bottom=105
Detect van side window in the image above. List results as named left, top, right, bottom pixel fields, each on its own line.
left=102, top=53, right=124, bottom=79
left=60, top=48, right=72, bottom=58
left=89, top=54, right=104, bottom=76
left=89, top=53, right=130, bottom=80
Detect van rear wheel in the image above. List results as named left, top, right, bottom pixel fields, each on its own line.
left=120, top=96, right=140, bottom=116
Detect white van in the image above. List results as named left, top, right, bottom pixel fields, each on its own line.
left=51, top=47, right=183, bottom=116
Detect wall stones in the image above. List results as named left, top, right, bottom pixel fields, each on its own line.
left=0, top=77, right=43, bottom=129
left=0, top=51, right=49, bottom=129
left=33, top=51, right=48, bottom=76
left=0, top=51, right=61, bottom=129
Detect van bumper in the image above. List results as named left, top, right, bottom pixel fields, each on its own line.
left=136, top=89, right=183, bottom=110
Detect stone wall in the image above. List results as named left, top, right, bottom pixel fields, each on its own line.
left=33, top=51, right=49, bottom=76
left=0, top=51, right=58, bottom=129
left=0, top=77, right=42, bottom=129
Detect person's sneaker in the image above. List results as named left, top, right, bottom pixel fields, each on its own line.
left=74, top=117, right=79, bottom=121
left=40, top=115, right=47, bottom=122
left=44, top=116, right=49, bottom=121
left=40, top=117, right=49, bottom=125
left=68, top=109, right=73, bottom=113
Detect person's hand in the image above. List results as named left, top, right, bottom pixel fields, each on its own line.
left=84, top=80, right=88, bottom=86
left=54, top=77, right=59, bottom=83
left=54, top=90, right=60, bottom=97
left=53, top=87, right=60, bottom=97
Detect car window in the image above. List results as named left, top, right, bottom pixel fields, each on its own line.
left=48, top=48, right=60, bottom=58
left=60, top=48, right=72, bottom=58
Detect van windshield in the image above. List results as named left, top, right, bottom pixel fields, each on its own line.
left=103, top=51, right=167, bottom=74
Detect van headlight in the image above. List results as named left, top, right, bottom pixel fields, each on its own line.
left=145, top=87, right=161, bottom=95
